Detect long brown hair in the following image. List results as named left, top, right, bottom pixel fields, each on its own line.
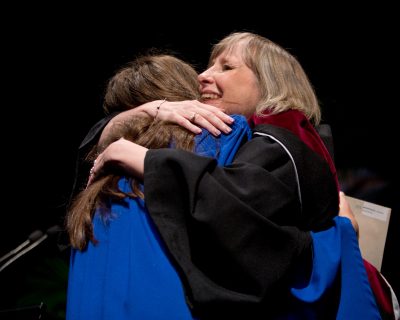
left=67, top=54, right=200, bottom=250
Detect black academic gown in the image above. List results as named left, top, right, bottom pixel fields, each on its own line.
left=71, top=114, right=338, bottom=318
left=143, top=124, right=338, bottom=318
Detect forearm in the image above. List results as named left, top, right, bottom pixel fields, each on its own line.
left=143, top=148, right=311, bottom=314
left=88, top=138, right=147, bottom=185
left=115, top=144, right=147, bottom=180
left=99, top=100, right=234, bottom=146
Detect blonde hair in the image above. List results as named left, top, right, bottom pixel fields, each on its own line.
left=210, top=32, right=321, bottom=125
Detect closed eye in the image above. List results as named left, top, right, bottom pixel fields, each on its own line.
left=222, top=64, right=234, bottom=71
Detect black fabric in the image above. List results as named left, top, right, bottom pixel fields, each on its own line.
left=68, top=113, right=119, bottom=206
left=79, top=113, right=119, bottom=150
left=70, top=114, right=336, bottom=210
left=316, top=123, right=335, bottom=163
left=144, top=124, right=338, bottom=318
left=69, top=114, right=338, bottom=317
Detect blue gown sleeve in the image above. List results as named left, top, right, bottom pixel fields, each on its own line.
left=289, top=216, right=381, bottom=319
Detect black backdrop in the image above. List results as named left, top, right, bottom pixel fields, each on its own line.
left=1, top=7, right=398, bottom=318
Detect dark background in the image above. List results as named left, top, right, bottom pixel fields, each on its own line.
left=1, top=7, right=398, bottom=318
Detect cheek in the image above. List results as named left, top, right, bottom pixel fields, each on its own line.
left=236, top=93, right=259, bottom=116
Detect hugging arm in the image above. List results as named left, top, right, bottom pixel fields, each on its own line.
left=72, top=100, right=234, bottom=199
left=141, top=125, right=338, bottom=317
left=99, top=100, right=234, bottom=145
left=87, top=121, right=361, bottom=318
left=144, top=148, right=311, bottom=317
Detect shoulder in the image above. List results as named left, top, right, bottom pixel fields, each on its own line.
left=243, top=124, right=328, bottom=170
left=79, top=113, right=120, bottom=149
left=230, top=114, right=248, bottom=123
left=252, top=124, right=304, bottom=151
left=227, top=114, right=252, bottom=140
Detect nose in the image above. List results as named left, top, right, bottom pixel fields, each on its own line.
left=198, top=68, right=214, bottom=85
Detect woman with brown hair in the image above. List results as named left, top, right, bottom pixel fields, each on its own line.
left=66, top=54, right=251, bottom=319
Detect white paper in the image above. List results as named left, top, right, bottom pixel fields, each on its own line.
left=345, top=196, right=392, bottom=271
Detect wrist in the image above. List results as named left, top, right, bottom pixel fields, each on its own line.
left=122, top=144, right=147, bottom=180
left=141, top=100, right=167, bottom=119
left=154, top=98, right=167, bottom=121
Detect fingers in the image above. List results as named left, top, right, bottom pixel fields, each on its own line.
left=187, top=112, right=222, bottom=136
left=190, top=106, right=233, bottom=136
left=339, top=191, right=359, bottom=238
left=87, top=164, right=96, bottom=188
left=190, top=112, right=198, bottom=123
left=87, top=157, right=102, bottom=188
left=152, top=100, right=235, bottom=136
left=193, top=101, right=234, bottom=127
left=180, top=102, right=235, bottom=136
left=339, top=191, right=351, bottom=215
left=86, top=174, right=94, bottom=188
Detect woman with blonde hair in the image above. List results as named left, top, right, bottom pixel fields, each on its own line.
left=86, top=32, right=384, bottom=318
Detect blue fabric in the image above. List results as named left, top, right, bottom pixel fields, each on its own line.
left=286, top=216, right=381, bottom=319
left=335, top=217, right=381, bottom=319
left=67, top=114, right=380, bottom=319
left=194, top=114, right=252, bottom=165
left=67, top=189, right=193, bottom=320
left=66, top=115, right=251, bottom=320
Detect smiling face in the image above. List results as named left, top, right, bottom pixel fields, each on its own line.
left=198, top=41, right=261, bottom=118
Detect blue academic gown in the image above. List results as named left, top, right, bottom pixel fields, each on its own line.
left=66, top=115, right=252, bottom=320
left=286, top=216, right=381, bottom=319
left=67, top=114, right=380, bottom=319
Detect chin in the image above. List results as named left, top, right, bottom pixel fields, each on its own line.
left=203, top=99, right=224, bottom=110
